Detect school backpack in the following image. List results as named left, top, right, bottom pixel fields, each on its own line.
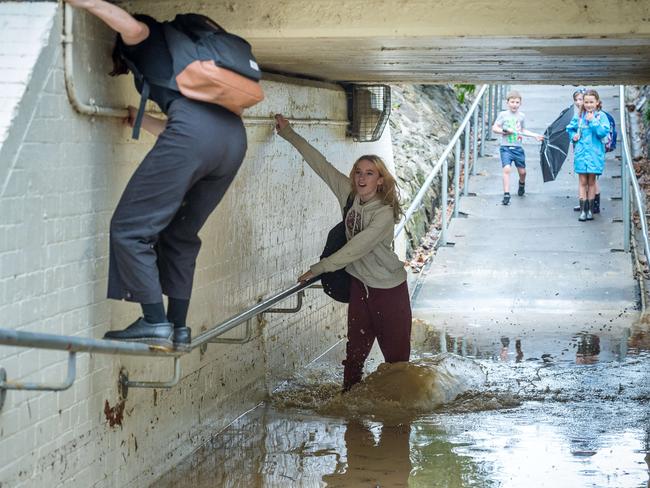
left=319, top=194, right=354, bottom=303
left=601, top=111, right=617, bottom=152
left=129, top=13, right=264, bottom=139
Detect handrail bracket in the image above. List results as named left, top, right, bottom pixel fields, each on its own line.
left=119, top=357, right=181, bottom=399
left=0, top=352, right=77, bottom=410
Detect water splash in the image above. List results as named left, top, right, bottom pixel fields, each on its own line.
left=272, top=353, right=487, bottom=418
left=325, top=353, right=486, bottom=417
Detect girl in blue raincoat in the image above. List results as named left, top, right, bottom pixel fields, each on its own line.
left=566, top=89, right=610, bottom=222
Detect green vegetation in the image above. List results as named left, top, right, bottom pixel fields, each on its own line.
left=454, top=84, right=476, bottom=104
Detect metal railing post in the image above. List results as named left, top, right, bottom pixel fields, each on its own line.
left=618, top=85, right=650, bottom=261
left=463, top=125, right=470, bottom=194
left=479, top=92, right=480, bottom=157
left=622, top=138, right=631, bottom=252
left=472, top=108, right=479, bottom=175
left=440, top=158, right=449, bottom=245
left=453, top=138, right=461, bottom=218
left=492, top=85, right=499, bottom=127
left=486, top=86, right=493, bottom=132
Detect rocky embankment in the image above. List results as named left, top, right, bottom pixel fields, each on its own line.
left=390, top=84, right=471, bottom=257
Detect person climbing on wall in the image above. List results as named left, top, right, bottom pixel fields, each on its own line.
left=63, top=0, right=248, bottom=350
left=274, top=114, right=412, bottom=391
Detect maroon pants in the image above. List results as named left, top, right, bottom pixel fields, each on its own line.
left=343, top=277, right=412, bottom=390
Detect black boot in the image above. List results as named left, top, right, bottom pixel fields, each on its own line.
left=104, top=317, right=173, bottom=348
left=578, top=199, right=587, bottom=221
left=593, top=193, right=601, bottom=214
left=173, top=326, right=192, bottom=352
left=502, top=192, right=511, bottom=205
left=586, top=199, right=594, bottom=220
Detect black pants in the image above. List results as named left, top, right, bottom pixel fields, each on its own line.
left=108, top=98, right=247, bottom=303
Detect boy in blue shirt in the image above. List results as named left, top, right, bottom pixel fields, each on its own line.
left=492, top=90, right=544, bottom=205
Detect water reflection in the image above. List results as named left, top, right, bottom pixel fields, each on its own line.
left=322, top=420, right=411, bottom=487
left=499, top=337, right=524, bottom=363
left=156, top=318, right=650, bottom=487
left=575, top=333, right=600, bottom=364
left=421, top=321, right=638, bottom=365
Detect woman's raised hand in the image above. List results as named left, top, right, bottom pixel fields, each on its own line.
left=63, top=0, right=96, bottom=9
left=275, top=114, right=290, bottom=132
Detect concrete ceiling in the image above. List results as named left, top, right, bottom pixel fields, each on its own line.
left=251, top=37, right=650, bottom=84
left=125, top=0, right=650, bottom=83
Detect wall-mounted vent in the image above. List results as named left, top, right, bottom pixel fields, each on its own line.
left=346, top=84, right=391, bottom=142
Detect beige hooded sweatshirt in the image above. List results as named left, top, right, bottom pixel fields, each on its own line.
left=279, top=125, right=407, bottom=289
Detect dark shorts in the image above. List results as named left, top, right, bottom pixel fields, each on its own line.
left=500, top=146, right=526, bottom=168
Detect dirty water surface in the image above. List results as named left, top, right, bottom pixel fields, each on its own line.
left=155, top=319, right=650, bottom=488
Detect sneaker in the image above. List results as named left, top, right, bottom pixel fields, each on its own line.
left=502, top=192, right=511, bottom=205
left=104, top=317, right=173, bottom=348
left=518, top=181, right=525, bottom=196
left=173, top=326, right=192, bottom=353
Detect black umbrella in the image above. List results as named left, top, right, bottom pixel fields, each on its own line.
left=540, top=106, right=574, bottom=182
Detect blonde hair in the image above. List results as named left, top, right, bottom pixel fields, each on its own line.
left=506, top=90, right=522, bottom=101
left=349, top=155, right=402, bottom=223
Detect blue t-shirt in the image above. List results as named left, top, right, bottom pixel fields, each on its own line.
left=118, top=14, right=181, bottom=114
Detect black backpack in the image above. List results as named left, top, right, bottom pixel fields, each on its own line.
left=319, top=194, right=354, bottom=303
left=126, top=13, right=264, bottom=139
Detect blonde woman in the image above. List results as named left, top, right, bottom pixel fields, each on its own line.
left=275, top=114, right=411, bottom=391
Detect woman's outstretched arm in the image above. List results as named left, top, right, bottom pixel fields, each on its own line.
left=275, top=114, right=351, bottom=203
left=63, top=0, right=149, bottom=45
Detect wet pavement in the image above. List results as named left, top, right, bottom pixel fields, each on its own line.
left=155, top=86, right=649, bottom=487
left=156, top=318, right=650, bottom=487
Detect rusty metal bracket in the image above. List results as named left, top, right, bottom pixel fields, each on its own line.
left=119, top=357, right=181, bottom=399
left=0, top=353, right=77, bottom=410
left=265, top=290, right=305, bottom=314
left=208, top=318, right=255, bottom=346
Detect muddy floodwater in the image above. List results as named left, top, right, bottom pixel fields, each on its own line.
left=156, top=318, right=650, bottom=487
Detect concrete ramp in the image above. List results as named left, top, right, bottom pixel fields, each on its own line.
left=412, top=85, right=639, bottom=333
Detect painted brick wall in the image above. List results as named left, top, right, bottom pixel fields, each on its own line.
left=0, top=4, right=395, bottom=487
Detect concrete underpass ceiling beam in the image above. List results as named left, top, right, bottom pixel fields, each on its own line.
left=118, top=0, right=650, bottom=83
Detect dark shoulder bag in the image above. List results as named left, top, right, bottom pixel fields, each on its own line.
left=319, top=194, right=354, bottom=303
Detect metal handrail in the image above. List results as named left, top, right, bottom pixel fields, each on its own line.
left=0, top=279, right=317, bottom=399
left=619, top=85, right=650, bottom=263
left=0, top=279, right=317, bottom=358
left=395, top=84, right=489, bottom=238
